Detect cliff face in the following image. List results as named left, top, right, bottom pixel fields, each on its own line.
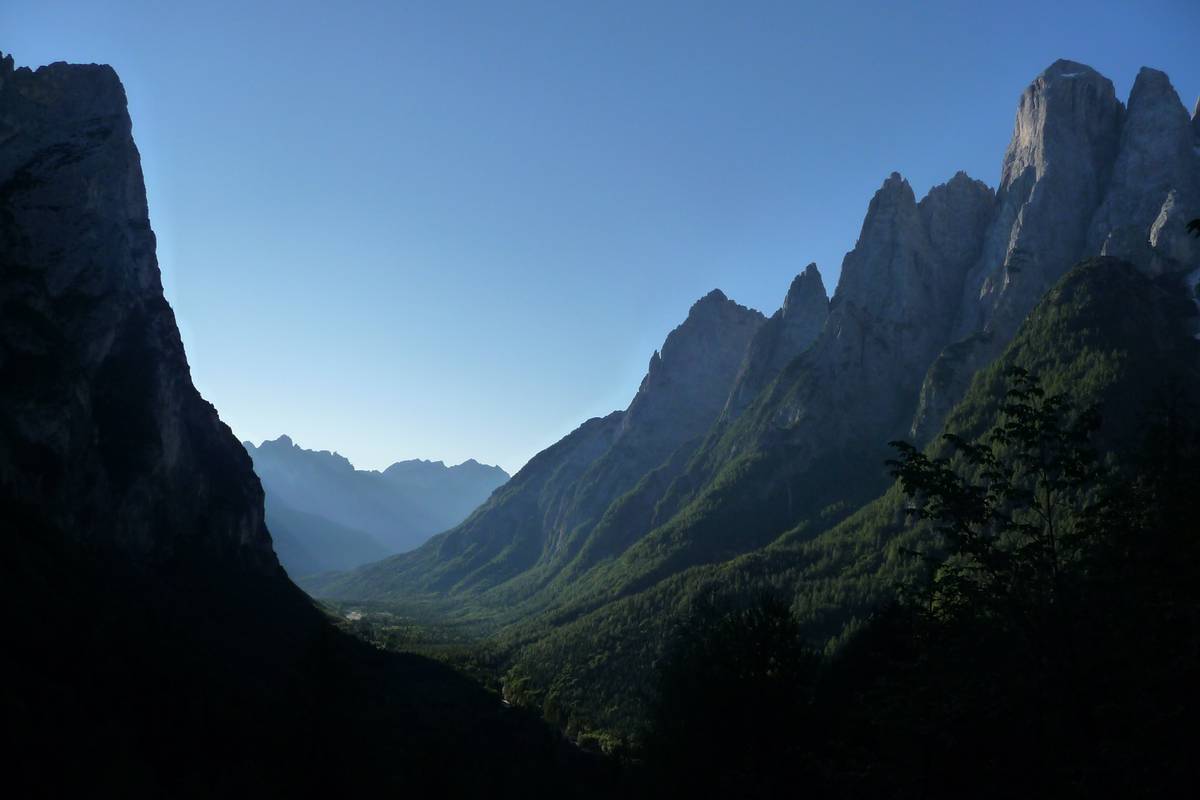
left=725, top=263, right=828, bottom=417
left=912, top=60, right=1200, bottom=441
left=0, top=53, right=597, bottom=796
left=0, top=53, right=278, bottom=575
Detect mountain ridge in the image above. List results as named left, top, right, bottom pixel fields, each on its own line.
left=305, top=58, right=1200, bottom=744
left=244, top=434, right=508, bottom=575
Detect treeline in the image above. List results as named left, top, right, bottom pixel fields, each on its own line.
left=638, top=369, right=1200, bottom=798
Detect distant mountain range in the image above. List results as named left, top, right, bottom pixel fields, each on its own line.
left=306, top=60, right=1200, bottom=740
left=243, top=435, right=508, bottom=577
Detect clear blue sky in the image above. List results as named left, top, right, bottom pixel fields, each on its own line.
left=5, top=1, right=1198, bottom=473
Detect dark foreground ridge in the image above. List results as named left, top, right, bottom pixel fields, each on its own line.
left=0, top=52, right=608, bottom=796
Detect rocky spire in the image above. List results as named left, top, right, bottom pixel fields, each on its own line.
left=782, top=263, right=828, bottom=316
left=1088, top=67, right=1199, bottom=272
left=622, top=289, right=765, bottom=438
left=956, top=59, right=1123, bottom=339
left=724, top=264, right=829, bottom=416
left=919, top=171, right=995, bottom=278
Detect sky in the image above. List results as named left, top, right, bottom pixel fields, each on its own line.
left=4, top=1, right=1198, bottom=474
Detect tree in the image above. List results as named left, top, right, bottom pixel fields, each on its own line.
left=643, top=593, right=823, bottom=797
left=887, top=367, right=1103, bottom=651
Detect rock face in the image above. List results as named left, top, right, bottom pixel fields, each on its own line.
left=958, top=60, right=1123, bottom=340
left=913, top=60, right=1200, bottom=441
left=1090, top=68, right=1200, bottom=273
left=623, top=290, right=766, bottom=444
left=725, top=263, right=828, bottom=416
left=766, top=170, right=992, bottom=444
left=0, top=53, right=597, bottom=795
left=244, top=434, right=508, bottom=571
left=0, top=53, right=278, bottom=575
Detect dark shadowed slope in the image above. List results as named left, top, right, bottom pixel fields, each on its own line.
left=0, top=52, right=604, bottom=796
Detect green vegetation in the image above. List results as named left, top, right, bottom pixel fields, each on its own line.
left=326, top=258, right=1200, bottom=781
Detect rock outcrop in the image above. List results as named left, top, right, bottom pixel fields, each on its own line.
left=0, top=52, right=597, bottom=795
left=913, top=60, right=1199, bottom=441
left=958, top=60, right=1123, bottom=340
left=765, top=170, right=991, bottom=444
left=0, top=53, right=278, bottom=575
left=1090, top=68, right=1200, bottom=273
left=725, top=263, right=828, bottom=417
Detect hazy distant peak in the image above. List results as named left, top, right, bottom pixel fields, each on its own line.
left=382, top=457, right=509, bottom=480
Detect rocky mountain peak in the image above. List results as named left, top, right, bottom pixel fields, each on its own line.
left=1000, top=59, right=1121, bottom=191
left=622, top=290, right=764, bottom=438
left=954, top=58, right=1122, bottom=339
left=1088, top=65, right=1198, bottom=271
left=782, top=263, right=828, bottom=316
left=832, top=171, right=930, bottom=321
left=724, top=265, right=829, bottom=417
left=919, top=171, right=995, bottom=280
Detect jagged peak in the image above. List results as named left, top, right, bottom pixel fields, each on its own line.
left=681, top=288, right=762, bottom=327
left=946, top=169, right=991, bottom=191
left=880, top=171, right=911, bottom=194
left=857, top=172, right=919, bottom=226
left=782, top=263, right=828, bottom=314
left=1023, top=59, right=1115, bottom=103
left=1128, top=66, right=1185, bottom=111
left=690, top=288, right=729, bottom=310
left=921, top=170, right=994, bottom=206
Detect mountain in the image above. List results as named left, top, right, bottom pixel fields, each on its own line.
left=0, top=52, right=601, bottom=795
left=262, top=495, right=391, bottom=577
left=724, top=263, right=828, bottom=417
left=243, top=435, right=508, bottom=576
left=309, top=284, right=781, bottom=600
left=499, top=255, right=1200, bottom=734
left=306, top=59, right=1200, bottom=745
left=913, top=61, right=1200, bottom=440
